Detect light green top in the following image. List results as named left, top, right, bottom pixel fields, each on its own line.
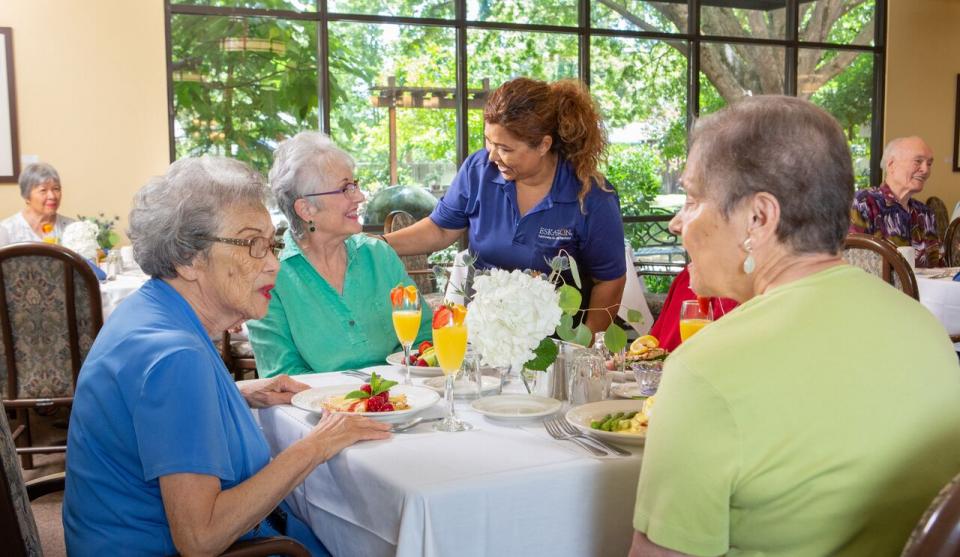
left=634, top=265, right=960, bottom=556
left=248, top=231, right=432, bottom=376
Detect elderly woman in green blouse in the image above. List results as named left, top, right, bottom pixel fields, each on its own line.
left=248, top=132, right=432, bottom=375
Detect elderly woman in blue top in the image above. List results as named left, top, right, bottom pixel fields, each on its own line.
left=62, top=156, right=391, bottom=556
left=247, top=132, right=432, bottom=376
left=383, top=77, right=626, bottom=333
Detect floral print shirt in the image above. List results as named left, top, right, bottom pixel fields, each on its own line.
left=849, top=183, right=941, bottom=268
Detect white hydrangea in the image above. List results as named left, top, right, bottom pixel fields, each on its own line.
left=61, top=221, right=101, bottom=260
left=465, top=269, right=563, bottom=371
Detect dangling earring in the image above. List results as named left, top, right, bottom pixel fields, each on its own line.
left=742, top=237, right=756, bottom=274
left=308, top=220, right=316, bottom=233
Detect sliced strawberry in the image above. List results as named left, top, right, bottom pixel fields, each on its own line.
left=381, top=402, right=395, bottom=412
left=432, top=306, right=453, bottom=329
left=360, top=384, right=372, bottom=394
left=389, top=286, right=404, bottom=306
left=416, top=359, right=429, bottom=367
left=697, top=296, right=710, bottom=315
left=418, top=340, right=433, bottom=353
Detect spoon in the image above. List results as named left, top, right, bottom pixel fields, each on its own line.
left=391, top=416, right=443, bottom=433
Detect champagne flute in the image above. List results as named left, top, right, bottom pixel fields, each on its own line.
left=391, top=285, right=421, bottom=386
left=432, top=305, right=472, bottom=432
left=679, top=299, right=713, bottom=342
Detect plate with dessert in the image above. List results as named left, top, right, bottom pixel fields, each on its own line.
left=565, top=398, right=654, bottom=446
left=291, top=373, right=440, bottom=423
left=386, top=340, right=443, bottom=376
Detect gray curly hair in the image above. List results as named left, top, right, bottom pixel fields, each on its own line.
left=18, top=162, right=61, bottom=199
left=128, top=156, right=268, bottom=279
left=269, top=131, right=355, bottom=239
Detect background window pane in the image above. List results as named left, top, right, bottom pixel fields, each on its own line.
left=328, top=22, right=457, bottom=196
left=172, top=0, right=315, bottom=10
left=171, top=14, right=318, bottom=174
left=591, top=1, right=686, bottom=33
left=328, top=0, right=454, bottom=19
left=800, top=0, right=875, bottom=46
left=466, top=29, right=578, bottom=152
left=802, top=49, right=874, bottom=188
left=699, top=43, right=786, bottom=113
left=591, top=37, right=688, bottom=216
left=701, top=1, right=787, bottom=40
left=466, top=0, right=577, bottom=27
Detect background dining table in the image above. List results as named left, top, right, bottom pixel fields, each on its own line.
left=255, top=365, right=644, bottom=557
left=915, top=267, right=960, bottom=337
left=99, top=267, right=149, bottom=319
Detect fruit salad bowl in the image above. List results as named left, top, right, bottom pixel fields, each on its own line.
left=386, top=351, right=444, bottom=376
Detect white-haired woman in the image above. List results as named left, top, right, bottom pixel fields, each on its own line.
left=0, top=162, right=75, bottom=244
left=63, top=156, right=391, bottom=557
left=247, top=131, right=432, bottom=376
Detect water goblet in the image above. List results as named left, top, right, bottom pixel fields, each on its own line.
left=391, top=285, right=422, bottom=386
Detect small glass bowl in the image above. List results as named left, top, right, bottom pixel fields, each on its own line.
left=630, top=360, right=664, bottom=396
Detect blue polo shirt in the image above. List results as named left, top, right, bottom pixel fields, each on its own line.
left=431, top=149, right=626, bottom=281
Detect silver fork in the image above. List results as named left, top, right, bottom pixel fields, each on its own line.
left=544, top=417, right=608, bottom=457
left=342, top=369, right=372, bottom=381
left=556, top=415, right=631, bottom=456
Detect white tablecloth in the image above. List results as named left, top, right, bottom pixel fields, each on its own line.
left=916, top=268, right=960, bottom=335
left=99, top=269, right=149, bottom=319
left=257, top=366, right=643, bottom=557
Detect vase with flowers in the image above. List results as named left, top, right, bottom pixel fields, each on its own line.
left=76, top=213, right=121, bottom=254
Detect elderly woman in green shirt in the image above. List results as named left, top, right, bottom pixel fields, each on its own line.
left=248, top=132, right=432, bottom=375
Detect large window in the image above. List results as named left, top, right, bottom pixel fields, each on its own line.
left=167, top=0, right=885, bottom=209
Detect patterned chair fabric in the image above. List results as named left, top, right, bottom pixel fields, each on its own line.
left=0, top=251, right=101, bottom=400
left=384, top=210, right=436, bottom=295
left=926, top=196, right=950, bottom=244
left=944, top=218, right=960, bottom=267
left=0, top=408, right=42, bottom=556
left=841, top=233, right=918, bottom=300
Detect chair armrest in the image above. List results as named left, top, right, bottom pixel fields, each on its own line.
left=25, top=472, right=65, bottom=501
left=218, top=537, right=312, bottom=557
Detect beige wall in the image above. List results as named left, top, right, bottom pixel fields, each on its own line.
left=0, top=0, right=168, bottom=240
left=885, top=0, right=960, bottom=211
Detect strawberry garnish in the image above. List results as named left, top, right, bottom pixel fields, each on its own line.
left=432, top=306, right=453, bottom=329
left=418, top=340, right=433, bottom=353
left=389, top=286, right=404, bottom=306
left=344, top=372, right=398, bottom=413
left=697, top=296, right=710, bottom=315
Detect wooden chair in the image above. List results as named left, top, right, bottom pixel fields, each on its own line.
left=927, top=196, right=950, bottom=245
left=0, top=243, right=103, bottom=469
left=944, top=218, right=960, bottom=267
left=0, top=409, right=310, bottom=557
left=220, top=330, right=258, bottom=382
left=842, top=233, right=919, bottom=300
left=901, top=471, right=960, bottom=557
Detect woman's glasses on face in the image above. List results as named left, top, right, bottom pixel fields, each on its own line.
left=199, top=236, right=283, bottom=259
left=303, top=180, right=363, bottom=201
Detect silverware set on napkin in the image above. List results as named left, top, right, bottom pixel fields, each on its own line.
left=543, top=415, right=630, bottom=457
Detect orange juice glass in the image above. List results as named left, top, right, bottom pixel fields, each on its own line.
left=390, top=285, right=421, bottom=385
left=679, top=300, right=713, bottom=342
left=432, top=305, right=472, bottom=432
left=392, top=310, right=421, bottom=346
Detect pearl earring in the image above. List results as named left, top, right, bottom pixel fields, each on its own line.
left=742, top=237, right=756, bottom=274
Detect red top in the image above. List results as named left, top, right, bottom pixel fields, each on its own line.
left=648, top=267, right=739, bottom=351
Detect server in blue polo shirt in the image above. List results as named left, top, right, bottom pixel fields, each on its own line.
left=383, top=77, right=626, bottom=333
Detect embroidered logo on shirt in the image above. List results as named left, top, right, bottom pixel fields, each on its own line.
left=538, top=227, right=573, bottom=242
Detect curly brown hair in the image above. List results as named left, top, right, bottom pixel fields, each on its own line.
left=483, top=77, right=609, bottom=209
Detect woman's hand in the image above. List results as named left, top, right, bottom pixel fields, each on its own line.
left=238, top=375, right=310, bottom=408
left=305, top=413, right=392, bottom=464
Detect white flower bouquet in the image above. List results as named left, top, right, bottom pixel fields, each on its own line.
left=61, top=220, right=101, bottom=260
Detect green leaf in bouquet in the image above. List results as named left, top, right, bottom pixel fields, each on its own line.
left=604, top=323, right=628, bottom=354
left=572, top=323, right=593, bottom=347
left=626, top=308, right=645, bottom=324
left=106, top=230, right=121, bottom=249
left=556, top=314, right=576, bottom=342
left=523, top=337, right=559, bottom=371
left=558, top=284, right=581, bottom=315
left=567, top=256, right=581, bottom=289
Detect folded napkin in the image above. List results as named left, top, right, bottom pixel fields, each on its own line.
left=618, top=242, right=654, bottom=335
left=444, top=249, right=471, bottom=305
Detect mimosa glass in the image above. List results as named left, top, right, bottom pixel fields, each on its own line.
left=391, top=286, right=421, bottom=386
left=679, top=299, right=713, bottom=342
left=433, top=309, right=472, bottom=432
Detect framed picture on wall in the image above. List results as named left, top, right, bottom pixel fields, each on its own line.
left=0, top=27, right=20, bottom=183
left=954, top=74, right=960, bottom=172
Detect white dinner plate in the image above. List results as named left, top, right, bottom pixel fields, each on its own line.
left=470, top=394, right=561, bottom=421
left=566, top=400, right=647, bottom=446
left=611, top=383, right=646, bottom=399
left=423, top=375, right=501, bottom=397
left=386, top=351, right=444, bottom=377
left=291, top=384, right=440, bottom=424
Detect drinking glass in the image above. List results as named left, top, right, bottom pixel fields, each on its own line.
left=432, top=309, right=472, bottom=432
left=391, top=287, right=421, bottom=386
left=679, top=299, right=713, bottom=342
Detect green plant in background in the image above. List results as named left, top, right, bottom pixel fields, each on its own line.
left=77, top=213, right=120, bottom=250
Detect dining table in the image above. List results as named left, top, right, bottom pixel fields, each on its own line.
left=915, top=267, right=960, bottom=337
left=99, top=267, right=149, bottom=319
left=255, top=365, right=644, bottom=557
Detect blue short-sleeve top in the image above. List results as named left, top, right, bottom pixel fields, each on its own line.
left=430, top=149, right=626, bottom=281
left=63, top=279, right=272, bottom=556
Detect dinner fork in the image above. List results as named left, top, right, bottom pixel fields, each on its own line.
left=342, top=369, right=372, bottom=381
left=556, top=416, right=631, bottom=456
left=544, top=418, right=608, bottom=457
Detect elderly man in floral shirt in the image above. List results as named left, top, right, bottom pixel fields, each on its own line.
left=849, top=136, right=940, bottom=268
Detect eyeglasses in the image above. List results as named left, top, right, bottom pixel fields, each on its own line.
left=303, top=180, right=363, bottom=200
left=199, top=236, right=283, bottom=259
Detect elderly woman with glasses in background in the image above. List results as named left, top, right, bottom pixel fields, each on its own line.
left=0, top=162, right=76, bottom=244
left=248, top=131, right=432, bottom=376
left=63, top=156, right=391, bottom=557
